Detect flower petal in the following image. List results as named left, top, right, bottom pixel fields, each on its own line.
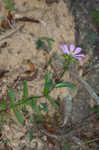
left=70, top=44, right=75, bottom=52
left=60, top=45, right=70, bottom=55
left=74, top=54, right=85, bottom=57
left=74, top=47, right=82, bottom=54
left=72, top=55, right=82, bottom=61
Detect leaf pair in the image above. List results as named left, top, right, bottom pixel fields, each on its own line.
left=36, top=37, right=55, bottom=51
left=43, top=72, right=75, bottom=108
left=43, top=72, right=75, bottom=96
left=8, top=88, right=24, bottom=125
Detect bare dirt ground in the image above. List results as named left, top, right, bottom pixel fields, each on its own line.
left=0, top=0, right=99, bottom=150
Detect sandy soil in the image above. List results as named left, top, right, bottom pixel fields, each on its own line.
left=0, top=0, right=99, bottom=150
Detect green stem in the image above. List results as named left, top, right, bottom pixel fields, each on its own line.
left=15, top=95, right=43, bottom=107
left=83, top=137, right=99, bottom=145
left=59, top=61, right=70, bottom=79
left=0, top=95, right=44, bottom=112
left=59, top=66, right=67, bottom=79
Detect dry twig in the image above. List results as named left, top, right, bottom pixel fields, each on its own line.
left=70, top=72, right=99, bottom=105
left=0, top=24, right=24, bottom=41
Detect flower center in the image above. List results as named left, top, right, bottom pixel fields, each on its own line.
left=70, top=51, right=75, bottom=56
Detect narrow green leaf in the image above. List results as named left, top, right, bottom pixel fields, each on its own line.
left=46, top=96, right=58, bottom=109
left=92, top=11, right=99, bottom=26
left=0, top=115, right=3, bottom=123
left=92, top=106, right=99, bottom=112
left=54, top=82, right=75, bottom=88
left=47, top=41, right=51, bottom=50
left=21, top=80, right=28, bottom=112
left=8, top=3, right=14, bottom=10
left=0, top=104, right=7, bottom=110
left=23, top=80, right=28, bottom=101
left=43, top=72, right=53, bottom=96
left=96, top=114, right=99, bottom=119
left=34, top=105, right=41, bottom=116
left=39, top=37, right=55, bottom=42
left=33, top=114, right=43, bottom=123
left=39, top=37, right=54, bottom=50
left=2, top=0, right=14, bottom=10
left=8, top=88, right=16, bottom=107
left=40, top=102, right=49, bottom=113
left=63, top=144, right=72, bottom=150
left=29, top=128, right=33, bottom=142
left=13, top=108, right=24, bottom=125
left=36, top=37, right=55, bottom=51
left=8, top=88, right=24, bottom=125
left=27, top=98, right=37, bottom=109
left=36, top=39, right=46, bottom=50
left=27, top=98, right=41, bottom=115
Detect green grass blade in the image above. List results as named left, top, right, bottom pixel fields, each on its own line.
left=40, top=102, right=49, bottom=113
left=27, top=98, right=37, bottom=109
left=91, top=106, right=99, bottom=112
left=36, top=37, right=55, bottom=51
left=92, top=11, right=99, bottom=26
left=21, top=80, right=28, bottom=112
left=29, top=128, right=33, bottom=142
left=8, top=88, right=16, bottom=107
left=63, top=144, right=72, bottom=150
left=8, top=88, right=24, bottom=125
left=54, top=82, right=75, bottom=88
left=0, top=104, right=7, bottom=110
left=27, top=98, right=41, bottom=115
left=13, top=108, right=24, bottom=125
left=38, top=37, right=55, bottom=42
left=36, top=39, right=46, bottom=50
left=23, top=80, right=28, bottom=101
left=2, top=0, right=14, bottom=10
left=43, top=72, right=53, bottom=96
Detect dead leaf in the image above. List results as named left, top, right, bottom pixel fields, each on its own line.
left=24, top=60, right=35, bottom=74
left=0, top=69, right=9, bottom=79
left=0, top=42, right=7, bottom=49
left=1, top=20, right=9, bottom=29
left=7, top=11, right=13, bottom=21
left=1, top=11, right=14, bottom=29
left=43, top=123, right=56, bottom=134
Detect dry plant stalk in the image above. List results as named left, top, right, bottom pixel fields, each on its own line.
left=70, top=71, right=99, bottom=105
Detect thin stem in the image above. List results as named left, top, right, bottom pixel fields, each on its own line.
left=15, top=95, right=43, bottom=107
left=83, top=137, right=99, bottom=145
left=59, top=61, right=70, bottom=79
left=59, top=66, right=67, bottom=79
left=0, top=95, right=44, bottom=113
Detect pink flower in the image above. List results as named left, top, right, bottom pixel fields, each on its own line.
left=60, top=44, right=85, bottom=61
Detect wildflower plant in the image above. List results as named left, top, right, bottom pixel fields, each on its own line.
left=0, top=42, right=85, bottom=126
